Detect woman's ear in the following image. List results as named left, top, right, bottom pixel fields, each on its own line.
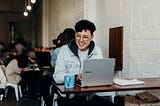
left=91, top=35, right=94, bottom=41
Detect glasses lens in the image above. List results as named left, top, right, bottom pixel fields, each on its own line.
left=75, top=35, right=89, bottom=41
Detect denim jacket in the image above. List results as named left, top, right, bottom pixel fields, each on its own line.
left=53, top=40, right=103, bottom=83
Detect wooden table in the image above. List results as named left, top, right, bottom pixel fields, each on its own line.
left=53, top=77, right=160, bottom=95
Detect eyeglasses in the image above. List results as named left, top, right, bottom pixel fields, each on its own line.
left=75, top=34, right=90, bottom=41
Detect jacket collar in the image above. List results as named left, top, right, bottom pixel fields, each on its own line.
left=68, top=39, right=95, bottom=58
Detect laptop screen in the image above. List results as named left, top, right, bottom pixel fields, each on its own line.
left=35, top=52, right=51, bottom=69
left=77, top=58, right=115, bottom=87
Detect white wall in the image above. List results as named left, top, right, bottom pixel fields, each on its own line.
left=94, top=0, right=160, bottom=78
left=82, top=0, right=121, bottom=58
left=95, top=0, right=121, bottom=58
left=43, top=0, right=160, bottom=78
left=103, top=0, right=160, bottom=78
left=125, top=0, right=160, bottom=78
left=46, top=0, right=84, bottom=47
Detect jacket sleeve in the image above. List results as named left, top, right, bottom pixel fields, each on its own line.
left=97, top=46, right=103, bottom=58
left=50, top=48, right=59, bottom=67
left=94, top=46, right=103, bottom=58
left=53, top=47, right=66, bottom=83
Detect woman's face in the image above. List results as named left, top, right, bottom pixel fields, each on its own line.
left=13, top=51, right=18, bottom=56
left=75, top=29, right=94, bottom=51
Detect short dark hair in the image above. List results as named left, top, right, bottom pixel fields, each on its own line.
left=75, top=20, right=96, bottom=35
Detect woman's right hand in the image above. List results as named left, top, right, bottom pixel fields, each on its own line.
left=76, top=73, right=82, bottom=81
left=21, top=67, right=28, bottom=71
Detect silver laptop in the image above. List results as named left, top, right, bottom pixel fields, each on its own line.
left=77, top=58, right=115, bottom=87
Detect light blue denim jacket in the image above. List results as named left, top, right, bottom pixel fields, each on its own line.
left=50, top=47, right=60, bottom=67
left=53, top=40, right=103, bottom=83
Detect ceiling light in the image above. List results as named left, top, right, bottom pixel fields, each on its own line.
left=23, top=11, right=28, bottom=16
left=27, top=5, right=32, bottom=10
left=31, top=0, right=36, bottom=4
left=23, top=0, right=28, bottom=16
left=26, top=0, right=32, bottom=11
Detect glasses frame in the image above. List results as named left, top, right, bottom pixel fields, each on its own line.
left=75, top=34, right=92, bottom=41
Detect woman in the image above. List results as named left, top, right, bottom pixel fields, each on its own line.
left=5, top=54, right=28, bottom=85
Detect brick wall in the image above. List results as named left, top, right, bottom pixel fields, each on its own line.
left=122, top=0, right=160, bottom=78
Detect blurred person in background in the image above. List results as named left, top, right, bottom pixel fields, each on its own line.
left=41, top=28, right=75, bottom=106
left=5, top=53, right=28, bottom=86
left=4, top=49, right=18, bottom=66
left=51, top=28, right=75, bottom=67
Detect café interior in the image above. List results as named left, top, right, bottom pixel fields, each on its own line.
left=1, top=0, right=122, bottom=105
left=0, top=0, right=49, bottom=106
left=1, top=0, right=160, bottom=106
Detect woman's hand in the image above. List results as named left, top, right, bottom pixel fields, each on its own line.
left=76, top=73, right=82, bottom=81
left=21, top=67, right=28, bottom=71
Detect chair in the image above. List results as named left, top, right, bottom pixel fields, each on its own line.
left=41, top=84, right=58, bottom=106
left=0, top=89, right=5, bottom=100
left=0, top=65, right=22, bottom=101
left=0, top=65, right=6, bottom=100
left=5, top=82, right=22, bottom=101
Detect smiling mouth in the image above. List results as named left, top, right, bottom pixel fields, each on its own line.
left=79, top=42, right=85, bottom=45
left=79, top=44, right=83, bottom=46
